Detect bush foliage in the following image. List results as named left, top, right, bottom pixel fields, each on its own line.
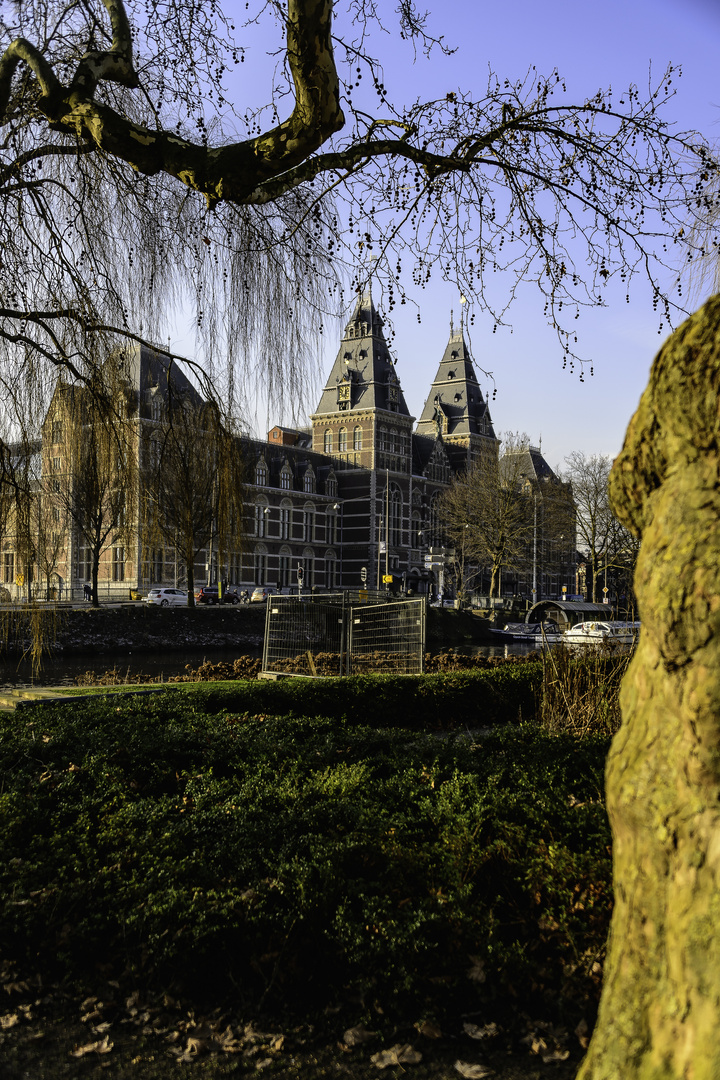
left=0, top=687, right=611, bottom=1028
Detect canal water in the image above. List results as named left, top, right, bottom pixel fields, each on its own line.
left=0, top=641, right=539, bottom=689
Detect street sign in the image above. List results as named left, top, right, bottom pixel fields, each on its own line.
left=382, top=574, right=394, bottom=584
left=358, top=589, right=368, bottom=602
left=360, top=566, right=367, bottom=583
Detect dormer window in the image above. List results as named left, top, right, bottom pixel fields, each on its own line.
left=255, top=461, right=268, bottom=486
left=448, top=369, right=456, bottom=379
left=280, top=466, right=292, bottom=490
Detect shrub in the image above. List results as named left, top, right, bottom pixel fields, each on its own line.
left=0, top=694, right=611, bottom=1027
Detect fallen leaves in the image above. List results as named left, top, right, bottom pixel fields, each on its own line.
left=343, top=1024, right=378, bottom=1047
left=371, top=1043, right=422, bottom=1069
left=463, top=1021, right=499, bottom=1040
left=69, top=1035, right=114, bottom=1057
left=454, top=1062, right=495, bottom=1079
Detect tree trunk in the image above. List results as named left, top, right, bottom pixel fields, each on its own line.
left=186, top=557, right=195, bottom=608
left=578, top=295, right=720, bottom=1079
left=91, top=550, right=100, bottom=608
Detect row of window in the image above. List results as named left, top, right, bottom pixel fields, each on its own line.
left=253, top=504, right=338, bottom=544
left=255, top=462, right=337, bottom=496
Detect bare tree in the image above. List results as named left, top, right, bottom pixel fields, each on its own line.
left=49, top=369, right=137, bottom=607
left=143, top=400, right=245, bottom=606
left=0, top=0, right=714, bottom=414
left=438, top=434, right=535, bottom=599
left=563, top=450, right=638, bottom=603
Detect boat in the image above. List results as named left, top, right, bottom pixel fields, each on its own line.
left=489, top=621, right=564, bottom=645
left=563, top=620, right=641, bottom=646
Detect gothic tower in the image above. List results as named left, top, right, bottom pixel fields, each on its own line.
left=310, top=289, right=414, bottom=476
left=415, top=318, right=499, bottom=473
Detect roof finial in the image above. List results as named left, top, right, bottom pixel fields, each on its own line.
left=450, top=309, right=454, bottom=337
left=459, top=294, right=467, bottom=334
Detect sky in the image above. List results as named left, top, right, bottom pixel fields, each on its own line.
left=178, top=0, right=720, bottom=471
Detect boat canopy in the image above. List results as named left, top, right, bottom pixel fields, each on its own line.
left=525, top=600, right=612, bottom=628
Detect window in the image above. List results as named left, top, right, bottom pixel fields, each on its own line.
left=255, top=502, right=268, bottom=537
left=254, top=546, right=267, bottom=585
left=255, top=462, right=268, bottom=486
left=280, top=467, right=292, bottom=490
left=326, top=475, right=337, bottom=497
left=228, top=552, right=242, bottom=584
left=411, top=513, right=422, bottom=548
left=324, top=430, right=333, bottom=454
left=52, top=457, right=61, bottom=472
left=112, top=546, right=125, bottom=582
left=77, top=541, right=91, bottom=581
left=280, top=504, right=291, bottom=540
left=303, top=507, right=315, bottom=542
left=353, top=426, right=362, bottom=451
left=326, top=508, right=338, bottom=545
left=52, top=506, right=61, bottom=523
left=52, top=479, right=60, bottom=494
left=325, top=552, right=338, bottom=589
left=51, top=420, right=63, bottom=443
left=302, top=550, right=315, bottom=588
left=338, top=429, right=347, bottom=452
left=278, top=547, right=292, bottom=587
left=151, top=396, right=162, bottom=421
left=390, top=486, right=402, bottom=546
left=3, top=552, right=14, bottom=584
left=303, top=469, right=315, bottom=493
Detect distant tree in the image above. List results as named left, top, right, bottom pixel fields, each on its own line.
left=143, top=400, right=245, bottom=607
left=51, top=368, right=137, bottom=607
left=438, top=434, right=535, bottom=599
left=563, top=450, right=639, bottom=603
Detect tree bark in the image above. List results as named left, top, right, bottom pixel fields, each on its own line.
left=578, top=295, right=720, bottom=1080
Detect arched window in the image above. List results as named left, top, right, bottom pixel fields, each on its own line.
left=326, top=506, right=338, bottom=545
left=255, top=460, right=268, bottom=486
left=255, top=499, right=269, bottom=538
left=324, top=430, right=333, bottom=454
left=303, top=503, right=315, bottom=542
left=278, top=545, right=292, bottom=587
left=338, top=428, right=347, bottom=452
left=411, top=512, right=422, bottom=548
left=353, top=426, right=362, bottom=451
left=280, top=466, right=292, bottom=490
left=280, top=499, right=292, bottom=540
left=303, top=467, right=315, bottom=493
left=254, top=544, right=268, bottom=585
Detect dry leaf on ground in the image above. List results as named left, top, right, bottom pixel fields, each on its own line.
left=415, top=1019, right=442, bottom=1039
left=454, top=1061, right=495, bottom=1079
left=463, top=1022, right=499, bottom=1040
left=69, top=1036, right=113, bottom=1057
left=344, top=1024, right=378, bottom=1047
left=466, top=956, right=486, bottom=983
left=371, top=1043, right=422, bottom=1069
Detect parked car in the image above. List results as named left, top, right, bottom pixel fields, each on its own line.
left=250, top=586, right=275, bottom=603
left=144, top=588, right=189, bottom=607
left=194, top=585, right=244, bottom=605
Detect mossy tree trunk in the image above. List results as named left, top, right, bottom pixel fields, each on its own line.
left=578, top=295, right=720, bottom=1080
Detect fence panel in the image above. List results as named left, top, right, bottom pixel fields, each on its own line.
left=262, top=593, right=347, bottom=677
left=261, top=595, right=425, bottom=678
left=347, top=599, right=425, bottom=675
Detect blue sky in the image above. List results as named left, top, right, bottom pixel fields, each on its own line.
left=183, top=1, right=720, bottom=470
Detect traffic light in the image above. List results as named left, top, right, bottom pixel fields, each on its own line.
left=297, top=564, right=304, bottom=584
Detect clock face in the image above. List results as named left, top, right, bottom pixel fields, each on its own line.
left=338, top=384, right=350, bottom=400
left=388, top=386, right=398, bottom=401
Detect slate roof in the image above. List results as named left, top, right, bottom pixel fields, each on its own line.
left=311, top=290, right=412, bottom=419
left=415, top=325, right=496, bottom=440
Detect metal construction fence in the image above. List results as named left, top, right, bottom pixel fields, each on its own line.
left=262, top=593, right=425, bottom=678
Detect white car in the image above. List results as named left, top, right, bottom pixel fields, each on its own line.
left=250, top=586, right=276, bottom=603
left=144, top=588, right=189, bottom=607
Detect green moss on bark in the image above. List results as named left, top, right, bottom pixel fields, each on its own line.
left=579, top=296, right=720, bottom=1079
